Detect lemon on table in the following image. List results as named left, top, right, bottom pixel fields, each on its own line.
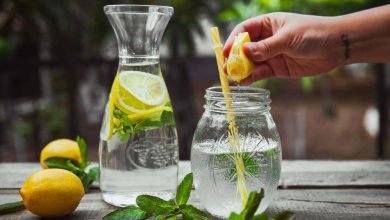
left=19, top=169, right=84, bottom=217
left=226, top=32, right=254, bottom=83
left=115, top=71, right=168, bottom=114
left=40, top=139, right=82, bottom=169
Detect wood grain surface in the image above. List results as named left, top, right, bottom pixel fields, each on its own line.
left=1, top=161, right=389, bottom=219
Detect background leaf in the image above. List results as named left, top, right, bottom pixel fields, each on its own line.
left=176, top=173, right=193, bottom=205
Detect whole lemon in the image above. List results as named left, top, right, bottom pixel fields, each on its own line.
left=40, top=139, right=82, bottom=168
left=19, top=169, right=84, bottom=217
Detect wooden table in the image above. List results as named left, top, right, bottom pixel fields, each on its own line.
left=1, top=161, right=390, bottom=219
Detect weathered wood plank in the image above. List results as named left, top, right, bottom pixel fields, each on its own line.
left=280, top=160, right=390, bottom=188
left=2, top=189, right=390, bottom=219
left=1, top=161, right=390, bottom=189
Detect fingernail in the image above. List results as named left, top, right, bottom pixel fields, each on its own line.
left=244, top=42, right=256, bottom=52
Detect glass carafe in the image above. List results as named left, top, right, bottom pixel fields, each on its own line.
left=99, top=5, right=178, bottom=207
left=191, top=87, right=281, bottom=218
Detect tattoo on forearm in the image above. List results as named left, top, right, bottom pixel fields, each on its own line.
left=341, top=33, right=350, bottom=61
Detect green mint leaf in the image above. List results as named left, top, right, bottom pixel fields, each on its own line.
left=66, top=159, right=84, bottom=174
left=252, top=213, right=269, bottom=220
left=240, top=189, right=264, bottom=220
left=78, top=171, right=94, bottom=192
left=118, top=132, right=130, bottom=142
left=176, top=173, right=193, bottom=205
left=0, top=201, right=25, bottom=214
left=266, top=148, right=276, bottom=160
left=160, top=110, right=175, bottom=127
left=76, top=136, right=89, bottom=169
left=88, top=166, right=100, bottom=182
left=134, top=120, right=163, bottom=132
left=272, top=211, right=294, bottom=220
left=44, top=157, right=82, bottom=174
left=155, top=214, right=178, bottom=220
left=179, top=204, right=209, bottom=220
left=228, top=212, right=244, bottom=220
left=102, top=205, right=151, bottom=220
left=136, top=195, right=177, bottom=215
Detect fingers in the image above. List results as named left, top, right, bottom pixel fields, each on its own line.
left=240, top=63, right=275, bottom=85
left=244, top=33, right=286, bottom=62
left=223, top=16, right=264, bottom=57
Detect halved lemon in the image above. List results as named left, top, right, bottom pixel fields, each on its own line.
left=226, top=32, right=254, bottom=83
left=115, top=71, right=168, bottom=113
left=100, top=77, right=118, bottom=141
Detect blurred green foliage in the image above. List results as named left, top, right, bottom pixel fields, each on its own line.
left=0, top=0, right=387, bottom=152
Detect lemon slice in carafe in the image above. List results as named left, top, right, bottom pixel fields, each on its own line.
left=100, top=77, right=118, bottom=141
left=115, top=71, right=168, bottom=114
left=226, top=32, right=254, bottom=83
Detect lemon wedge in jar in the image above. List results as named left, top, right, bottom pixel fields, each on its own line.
left=226, top=32, right=254, bottom=83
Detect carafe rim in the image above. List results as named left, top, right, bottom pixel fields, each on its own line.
left=104, top=4, right=174, bottom=16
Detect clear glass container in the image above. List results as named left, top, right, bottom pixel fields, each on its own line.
left=99, top=5, right=178, bottom=207
left=191, top=86, right=281, bottom=218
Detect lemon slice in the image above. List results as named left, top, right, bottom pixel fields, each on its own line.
left=100, top=77, right=118, bottom=141
left=226, top=32, right=254, bottom=83
left=128, top=105, right=172, bottom=122
left=116, top=71, right=167, bottom=113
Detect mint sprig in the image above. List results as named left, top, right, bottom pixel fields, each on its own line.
left=228, top=190, right=294, bottom=220
left=113, top=107, right=175, bottom=142
left=103, top=173, right=293, bottom=220
left=43, top=136, right=99, bottom=192
left=103, top=173, right=208, bottom=220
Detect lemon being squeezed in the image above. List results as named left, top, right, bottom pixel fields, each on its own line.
left=226, top=32, right=254, bottom=83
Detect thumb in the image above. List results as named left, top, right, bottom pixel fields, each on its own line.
left=244, top=34, right=286, bottom=62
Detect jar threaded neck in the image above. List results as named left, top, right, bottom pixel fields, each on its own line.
left=204, top=86, right=271, bottom=114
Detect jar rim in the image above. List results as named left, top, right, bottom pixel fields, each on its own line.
left=104, top=4, right=174, bottom=16
left=206, top=86, right=270, bottom=96
left=204, top=86, right=271, bottom=114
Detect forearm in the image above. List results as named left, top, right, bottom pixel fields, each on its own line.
left=332, top=5, right=390, bottom=64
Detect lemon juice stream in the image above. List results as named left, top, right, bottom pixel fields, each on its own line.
left=99, top=59, right=178, bottom=207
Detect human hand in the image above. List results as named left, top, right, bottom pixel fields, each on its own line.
left=223, top=12, right=345, bottom=84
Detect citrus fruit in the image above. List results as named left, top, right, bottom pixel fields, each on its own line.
left=226, top=32, right=254, bottom=82
left=100, top=76, right=118, bottom=141
left=40, top=139, right=82, bottom=169
left=115, top=71, right=167, bottom=113
left=19, top=169, right=84, bottom=217
left=128, top=105, right=172, bottom=122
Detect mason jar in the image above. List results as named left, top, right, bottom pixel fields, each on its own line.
left=191, top=86, right=281, bottom=218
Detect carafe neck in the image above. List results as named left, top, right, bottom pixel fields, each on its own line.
left=104, top=5, right=173, bottom=58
